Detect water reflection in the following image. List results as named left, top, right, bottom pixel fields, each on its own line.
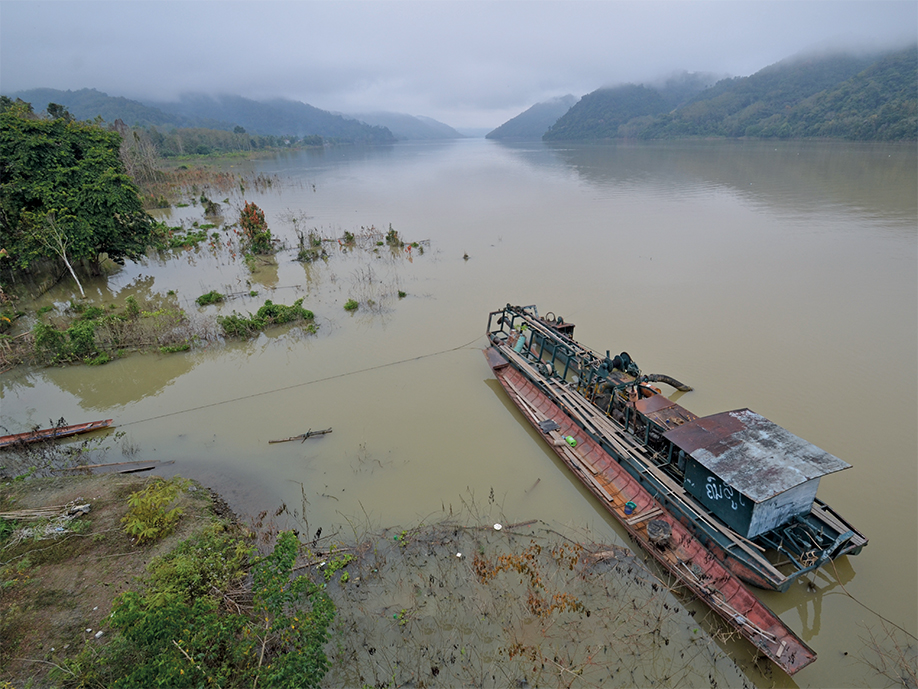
left=495, top=139, right=917, bottom=225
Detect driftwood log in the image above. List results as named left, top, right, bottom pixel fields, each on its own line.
left=268, top=428, right=333, bottom=444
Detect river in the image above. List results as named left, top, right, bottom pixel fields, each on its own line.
left=2, top=138, right=916, bottom=687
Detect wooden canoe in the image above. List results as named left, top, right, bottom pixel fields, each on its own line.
left=486, top=346, right=816, bottom=675
left=0, top=419, right=114, bottom=449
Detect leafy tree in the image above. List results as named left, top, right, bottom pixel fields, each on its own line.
left=46, top=102, right=74, bottom=121
left=0, top=106, right=153, bottom=272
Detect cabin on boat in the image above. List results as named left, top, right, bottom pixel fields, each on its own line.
left=664, top=409, right=851, bottom=539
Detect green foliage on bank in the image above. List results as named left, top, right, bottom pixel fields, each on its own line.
left=0, top=101, right=153, bottom=270
left=121, top=477, right=191, bottom=545
left=543, top=46, right=917, bottom=142
left=55, top=528, right=335, bottom=689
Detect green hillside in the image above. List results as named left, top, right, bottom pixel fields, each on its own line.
left=542, top=47, right=917, bottom=141
left=543, top=72, right=717, bottom=141
left=486, top=95, right=577, bottom=140
left=544, top=85, right=669, bottom=140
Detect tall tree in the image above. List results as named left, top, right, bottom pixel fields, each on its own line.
left=0, top=106, right=153, bottom=273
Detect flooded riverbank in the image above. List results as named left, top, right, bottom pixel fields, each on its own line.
left=2, top=138, right=915, bottom=687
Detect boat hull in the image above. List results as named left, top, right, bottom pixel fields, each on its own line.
left=0, top=420, right=114, bottom=449
left=486, top=346, right=816, bottom=675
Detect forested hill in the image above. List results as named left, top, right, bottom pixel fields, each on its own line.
left=543, top=46, right=917, bottom=141
left=486, top=95, right=578, bottom=140
left=542, top=72, right=718, bottom=140
left=4, top=88, right=395, bottom=144
left=157, top=95, right=394, bottom=144
left=346, top=112, right=464, bottom=140
left=4, top=88, right=192, bottom=128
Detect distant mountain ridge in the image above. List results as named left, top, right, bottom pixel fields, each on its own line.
left=347, top=112, right=464, bottom=140
left=3, top=88, right=190, bottom=128
left=145, top=94, right=396, bottom=144
left=4, top=88, right=396, bottom=144
left=486, top=95, right=578, bottom=140
left=541, top=47, right=917, bottom=141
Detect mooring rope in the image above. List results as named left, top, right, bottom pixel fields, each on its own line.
left=119, top=334, right=486, bottom=429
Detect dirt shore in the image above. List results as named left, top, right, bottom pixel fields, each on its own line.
left=0, top=473, right=226, bottom=687
left=1, top=474, right=750, bottom=688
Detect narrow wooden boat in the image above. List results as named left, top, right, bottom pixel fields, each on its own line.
left=485, top=347, right=815, bottom=675
left=486, top=304, right=866, bottom=594
left=0, top=419, right=114, bottom=449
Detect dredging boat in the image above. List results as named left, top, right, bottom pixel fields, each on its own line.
left=486, top=304, right=866, bottom=594
left=484, top=304, right=871, bottom=674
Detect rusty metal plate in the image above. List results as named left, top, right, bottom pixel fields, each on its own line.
left=635, top=394, right=677, bottom=414
left=663, top=409, right=850, bottom=502
left=636, top=395, right=699, bottom=429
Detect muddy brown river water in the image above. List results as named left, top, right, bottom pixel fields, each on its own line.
left=2, top=138, right=915, bottom=687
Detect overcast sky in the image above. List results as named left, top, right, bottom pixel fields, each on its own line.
left=1, top=1, right=915, bottom=129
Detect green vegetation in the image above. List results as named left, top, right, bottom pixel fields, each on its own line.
left=56, top=528, right=335, bottom=689
left=29, top=296, right=189, bottom=366
left=295, top=229, right=327, bottom=262
left=195, top=290, right=225, bottom=306
left=150, top=223, right=210, bottom=250
left=543, top=47, right=917, bottom=141
left=217, top=298, right=316, bottom=337
left=343, top=299, right=359, bottom=312
left=238, top=201, right=273, bottom=255
left=545, top=84, right=671, bottom=140
left=0, top=100, right=153, bottom=272
left=385, top=224, right=403, bottom=247
left=121, top=477, right=191, bottom=545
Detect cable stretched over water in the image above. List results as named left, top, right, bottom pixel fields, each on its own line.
left=120, top=334, right=486, bottom=429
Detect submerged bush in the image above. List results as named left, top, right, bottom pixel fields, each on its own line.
left=239, top=201, right=273, bottom=255
left=195, top=290, right=225, bottom=306
left=217, top=298, right=315, bottom=337
left=29, top=297, right=189, bottom=365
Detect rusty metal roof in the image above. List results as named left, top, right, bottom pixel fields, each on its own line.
left=663, top=409, right=850, bottom=503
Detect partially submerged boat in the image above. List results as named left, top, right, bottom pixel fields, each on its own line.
left=0, top=419, right=114, bottom=449
left=486, top=304, right=866, bottom=594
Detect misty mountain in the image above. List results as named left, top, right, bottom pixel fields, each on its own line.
left=542, top=72, right=721, bottom=141
left=2, top=88, right=397, bottom=144
left=542, top=47, right=916, bottom=141
left=4, top=88, right=194, bottom=128
left=347, top=112, right=464, bottom=140
left=543, top=85, right=672, bottom=140
left=485, top=95, right=578, bottom=140
left=147, top=94, right=395, bottom=144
